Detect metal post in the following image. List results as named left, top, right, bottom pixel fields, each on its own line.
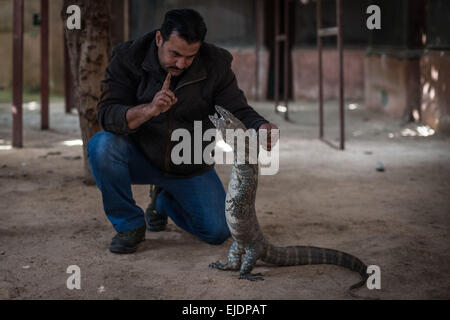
left=274, top=0, right=280, bottom=112
left=64, top=34, right=73, bottom=114
left=283, top=0, right=289, bottom=120
left=337, top=0, right=344, bottom=150
left=41, top=0, right=49, bottom=130
left=124, top=0, right=130, bottom=41
left=255, top=0, right=264, bottom=101
left=317, top=0, right=323, bottom=139
left=12, top=0, right=24, bottom=148
left=316, top=0, right=344, bottom=149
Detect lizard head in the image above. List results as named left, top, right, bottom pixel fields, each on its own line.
left=209, top=105, right=259, bottom=163
left=209, top=105, right=247, bottom=137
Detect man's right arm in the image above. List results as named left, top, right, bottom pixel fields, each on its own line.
left=98, top=51, right=176, bottom=133
left=97, top=47, right=140, bottom=134
left=125, top=73, right=177, bottom=130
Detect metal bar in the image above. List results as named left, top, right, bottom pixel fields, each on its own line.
left=41, top=0, right=49, bottom=130
left=318, top=27, right=338, bottom=37
left=337, top=0, right=344, bottom=150
left=255, top=0, right=264, bottom=101
left=12, top=0, right=24, bottom=148
left=124, top=0, right=130, bottom=41
left=317, top=0, right=323, bottom=138
left=64, top=33, right=73, bottom=114
left=276, top=34, right=287, bottom=41
left=283, top=0, right=289, bottom=120
left=274, top=0, right=279, bottom=112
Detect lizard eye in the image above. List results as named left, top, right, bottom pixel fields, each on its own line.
left=225, top=119, right=232, bottom=125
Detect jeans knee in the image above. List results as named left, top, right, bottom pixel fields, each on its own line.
left=200, top=227, right=230, bottom=245
left=87, top=131, right=130, bottom=172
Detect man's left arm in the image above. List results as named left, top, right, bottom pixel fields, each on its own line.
left=213, top=55, right=279, bottom=150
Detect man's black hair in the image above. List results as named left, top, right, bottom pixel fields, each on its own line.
left=160, top=9, right=207, bottom=44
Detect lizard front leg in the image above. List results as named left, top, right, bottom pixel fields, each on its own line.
left=209, top=241, right=243, bottom=271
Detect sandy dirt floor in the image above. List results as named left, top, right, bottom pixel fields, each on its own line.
left=0, top=99, right=449, bottom=300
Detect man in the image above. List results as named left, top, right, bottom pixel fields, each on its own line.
left=88, top=9, right=278, bottom=254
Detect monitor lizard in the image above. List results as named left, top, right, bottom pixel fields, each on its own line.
left=208, top=105, right=369, bottom=298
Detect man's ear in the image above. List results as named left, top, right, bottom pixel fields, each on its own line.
left=156, top=30, right=163, bottom=47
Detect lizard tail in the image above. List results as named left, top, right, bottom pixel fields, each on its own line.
left=261, top=244, right=368, bottom=298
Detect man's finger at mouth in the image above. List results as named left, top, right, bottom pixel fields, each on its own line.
left=162, top=73, right=171, bottom=90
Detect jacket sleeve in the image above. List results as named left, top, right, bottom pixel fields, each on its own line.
left=97, top=45, right=139, bottom=134
left=212, top=50, right=269, bottom=131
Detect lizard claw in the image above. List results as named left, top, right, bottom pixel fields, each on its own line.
left=209, top=261, right=229, bottom=270
left=238, top=273, right=264, bottom=281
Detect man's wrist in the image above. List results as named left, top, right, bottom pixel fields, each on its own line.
left=144, top=102, right=156, bottom=119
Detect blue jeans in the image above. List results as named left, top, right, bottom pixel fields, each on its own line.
left=87, top=131, right=230, bottom=245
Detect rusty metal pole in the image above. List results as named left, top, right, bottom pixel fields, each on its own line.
left=317, top=0, right=323, bottom=139
left=274, top=0, right=279, bottom=112
left=124, top=0, right=130, bottom=41
left=64, top=33, right=73, bottom=114
left=255, top=0, right=264, bottom=101
left=337, top=0, right=344, bottom=150
left=41, top=0, right=49, bottom=130
left=283, top=0, right=289, bottom=120
left=12, top=0, right=24, bottom=148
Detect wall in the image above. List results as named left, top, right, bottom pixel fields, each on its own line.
left=363, top=0, right=425, bottom=121
left=292, top=48, right=365, bottom=101
left=419, top=0, right=450, bottom=132
left=228, top=47, right=269, bottom=101
left=364, top=54, right=420, bottom=119
left=420, top=52, right=450, bottom=132
left=0, top=0, right=64, bottom=95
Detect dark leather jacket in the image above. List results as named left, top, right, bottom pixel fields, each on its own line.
left=97, top=30, right=269, bottom=177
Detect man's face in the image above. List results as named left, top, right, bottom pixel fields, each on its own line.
left=156, top=30, right=201, bottom=77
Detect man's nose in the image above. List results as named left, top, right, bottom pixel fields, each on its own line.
left=176, top=58, right=187, bottom=69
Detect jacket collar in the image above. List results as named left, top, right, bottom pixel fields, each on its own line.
left=141, top=38, right=164, bottom=76
left=141, top=32, right=207, bottom=88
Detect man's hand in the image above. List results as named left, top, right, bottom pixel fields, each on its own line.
left=148, top=73, right=178, bottom=117
left=258, top=123, right=279, bottom=151
left=126, top=73, right=178, bottom=130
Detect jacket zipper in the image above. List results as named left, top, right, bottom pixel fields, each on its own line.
left=164, top=76, right=207, bottom=172
left=164, top=109, right=174, bottom=171
left=173, top=76, right=207, bottom=92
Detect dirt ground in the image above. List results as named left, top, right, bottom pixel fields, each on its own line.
left=0, top=99, right=449, bottom=300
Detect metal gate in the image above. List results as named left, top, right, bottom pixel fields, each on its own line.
left=317, top=0, right=345, bottom=150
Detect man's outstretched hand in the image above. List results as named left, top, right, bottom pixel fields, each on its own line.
left=258, top=123, right=279, bottom=151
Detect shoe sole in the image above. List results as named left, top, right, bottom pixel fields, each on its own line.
left=109, top=245, right=138, bottom=254
left=147, top=225, right=166, bottom=232
left=109, top=238, right=144, bottom=254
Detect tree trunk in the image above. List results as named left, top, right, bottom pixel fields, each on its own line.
left=62, top=0, right=111, bottom=184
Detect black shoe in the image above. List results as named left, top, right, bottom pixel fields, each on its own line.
left=145, top=185, right=168, bottom=232
left=109, top=225, right=146, bottom=254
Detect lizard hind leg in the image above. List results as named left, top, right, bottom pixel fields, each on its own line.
left=238, top=247, right=264, bottom=281
left=209, top=241, right=243, bottom=271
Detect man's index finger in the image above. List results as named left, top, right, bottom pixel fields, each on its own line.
left=162, top=73, right=171, bottom=90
